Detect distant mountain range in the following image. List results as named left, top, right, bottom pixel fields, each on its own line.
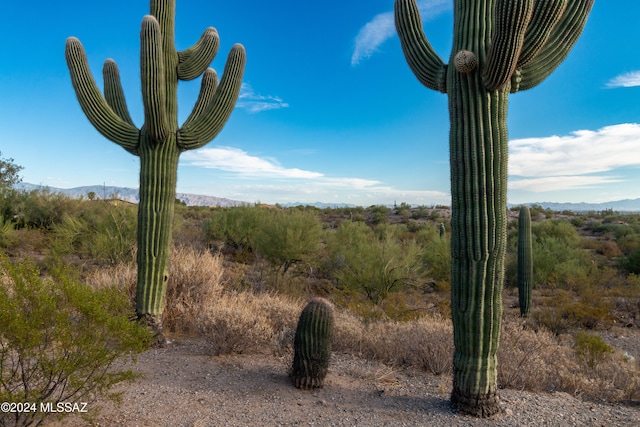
left=16, top=183, right=247, bottom=208
left=14, top=183, right=640, bottom=212
left=519, top=199, right=640, bottom=213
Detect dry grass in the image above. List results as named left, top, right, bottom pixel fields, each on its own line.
left=85, top=250, right=639, bottom=403
left=196, top=291, right=302, bottom=356
left=85, top=245, right=224, bottom=331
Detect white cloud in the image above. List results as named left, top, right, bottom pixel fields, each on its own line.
left=606, top=71, right=640, bottom=88
left=509, top=175, right=624, bottom=192
left=181, top=146, right=449, bottom=205
left=508, top=123, right=640, bottom=192
left=351, top=12, right=395, bottom=66
left=182, top=146, right=321, bottom=179
left=236, top=83, right=289, bottom=113
left=351, top=0, right=451, bottom=66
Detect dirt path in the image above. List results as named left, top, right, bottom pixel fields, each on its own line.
left=45, top=338, right=639, bottom=427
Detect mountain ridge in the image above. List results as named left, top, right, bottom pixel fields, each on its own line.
left=16, top=183, right=247, bottom=208
left=14, top=183, right=640, bottom=211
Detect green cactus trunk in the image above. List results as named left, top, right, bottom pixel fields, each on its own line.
left=65, top=0, right=246, bottom=340
left=291, top=298, right=334, bottom=389
left=517, top=206, right=533, bottom=317
left=395, top=0, right=593, bottom=417
left=135, top=132, right=180, bottom=317
left=448, top=72, right=509, bottom=417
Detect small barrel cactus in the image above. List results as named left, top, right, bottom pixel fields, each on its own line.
left=291, top=297, right=334, bottom=389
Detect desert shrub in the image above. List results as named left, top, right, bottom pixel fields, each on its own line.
left=255, top=209, right=322, bottom=280
left=533, top=288, right=613, bottom=334
left=366, top=205, right=390, bottom=225
left=0, top=216, right=15, bottom=248
left=570, top=216, right=585, bottom=228
left=619, top=243, right=640, bottom=274
left=0, top=256, right=151, bottom=427
left=205, top=206, right=265, bottom=259
left=498, top=317, right=571, bottom=391
left=6, top=189, right=80, bottom=230
left=162, top=246, right=225, bottom=332
left=411, top=205, right=430, bottom=219
left=573, top=332, right=615, bottom=370
left=416, top=225, right=451, bottom=286
left=394, top=202, right=411, bottom=217
left=594, top=239, right=622, bottom=258
left=505, top=219, right=593, bottom=289
left=49, top=202, right=137, bottom=265
left=329, top=221, right=420, bottom=304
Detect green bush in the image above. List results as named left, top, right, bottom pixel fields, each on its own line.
left=329, top=222, right=420, bottom=304
left=205, top=206, right=265, bottom=255
left=255, top=209, right=322, bottom=278
left=0, top=216, right=15, bottom=248
left=619, top=243, right=640, bottom=274
left=416, top=224, right=451, bottom=287
left=49, top=202, right=137, bottom=265
left=0, top=255, right=151, bottom=427
left=506, top=219, right=592, bottom=289
left=574, top=332, right=615, bottom=370
left=3, top=189, right=80, bottom=230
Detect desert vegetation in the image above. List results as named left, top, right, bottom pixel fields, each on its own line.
left=1, top=182, right=639, bottom=424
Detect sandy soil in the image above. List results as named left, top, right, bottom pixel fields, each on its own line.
left=45, top=338, right=639, bottom=427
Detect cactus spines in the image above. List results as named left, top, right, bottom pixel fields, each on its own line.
left=291, top=297, right=335, bottom=390
left=65, top=0, right=245, bottom=339
left=439, top=222, right=446, bottom=239
left=394, top=0, right=593, bottom=417
left=518, top=206, right=533, bottom=317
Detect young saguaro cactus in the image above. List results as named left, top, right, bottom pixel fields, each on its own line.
left=518, top=206, right=533, bottom=317
left=395, top=0, right=593, bottom=417
left=291, top=297, right=335, bottom=390
left=65, top=0, right=246, bottom=340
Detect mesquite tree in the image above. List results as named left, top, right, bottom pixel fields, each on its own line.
left=65, top=0, right=245, bottom=339
left=394, top=0, right=592, bottom=417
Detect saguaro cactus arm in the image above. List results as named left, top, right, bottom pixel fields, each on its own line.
left=103, top=60, right=136, bottom=128
left=394, top=0, right=447, bottom=93
left=517, top=0, right=568, bottom=68
left=482, top=0, right=534, bottom=92
left=182, top=68, right=219, bottom=128
left=65, top=38, right=140, bottom=153
left=141, top=16, right=170, bottom=143
left=512, top=0, right=594, bottom=92
left=177, top=44, right=246, bottom=151
left=178, top=28, right=220, bottom=81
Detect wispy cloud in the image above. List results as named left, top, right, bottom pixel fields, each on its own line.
left=181, top=146, right=449, bottom=205
left=606, top=71, right=640, bottom=88
left=236, top=83, right=289, bottom=113
left=509, top=176, right=623, bottom=192
left=351, top=0, right=451, bottom=66
left=509, top=123, right=640, bottom=192
left=182, top=146, right=321, bottom=179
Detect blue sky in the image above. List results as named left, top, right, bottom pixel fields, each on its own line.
left=2, top=1, right=640, bottom=206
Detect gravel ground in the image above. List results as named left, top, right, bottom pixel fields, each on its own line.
left=45, top=339, right=639, bottom=427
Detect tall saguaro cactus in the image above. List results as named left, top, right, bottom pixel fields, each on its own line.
left=395, top=0, right=592, bottom=417
left=65, top=0, right=246, bottom=339
left=518, top=206, right=533, bottom=317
